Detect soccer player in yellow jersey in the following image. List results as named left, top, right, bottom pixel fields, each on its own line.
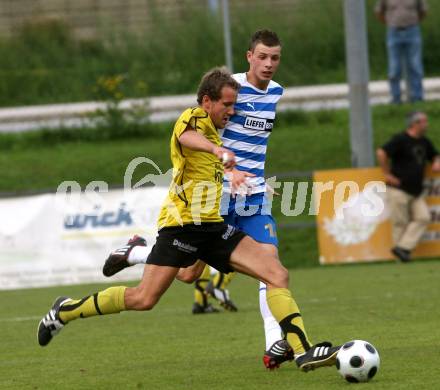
left=37, top=67, right=340, bottom=372
left=192, top=30, right=289, bottom=371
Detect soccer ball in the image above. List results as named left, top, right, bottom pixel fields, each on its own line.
left=336, top=340, right=380, bottom=383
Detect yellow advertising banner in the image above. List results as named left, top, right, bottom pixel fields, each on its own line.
left=314, top=167, right=440, bottom=264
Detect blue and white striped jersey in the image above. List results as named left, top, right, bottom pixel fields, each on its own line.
left=220, top=73, right=284, bottom=194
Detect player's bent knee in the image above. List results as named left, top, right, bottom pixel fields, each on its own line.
left=136, top=297, right=158, bottom=311
left=176, top=268, right=199, bottom=284
left=278, top=266, right=289, bottom=286
left=129, top=288, right=161, bottom=311
left=266, top=264, right=289, bottom=288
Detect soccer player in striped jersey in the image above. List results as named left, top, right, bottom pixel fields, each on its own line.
left=193, top=30, right=292, bottom=370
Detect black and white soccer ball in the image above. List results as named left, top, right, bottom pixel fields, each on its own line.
left=336, top=340, right=380, bottom=383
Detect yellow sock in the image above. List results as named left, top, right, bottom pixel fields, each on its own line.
left=266, top=288, right=312, bottom=355
left=194, top=265, right=211, bottom=306
left=212, top=271, right=235, bottom=290
left=59, top=286, right=126, bottom=323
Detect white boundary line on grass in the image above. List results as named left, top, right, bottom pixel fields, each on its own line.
left=0, top=315, right=41, bottom=322
left=0, top=292, right=396, bottom=323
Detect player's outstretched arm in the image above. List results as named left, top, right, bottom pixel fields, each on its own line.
left=178, top=129, right=236, bottom=169
left=225, top=168, right=255, bottom=196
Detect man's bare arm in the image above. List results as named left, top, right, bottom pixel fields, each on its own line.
left=178, top=128, right=236, bottom=169
left=376, top=148, right=400, bottom=186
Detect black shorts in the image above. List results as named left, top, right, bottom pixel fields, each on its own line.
left=146, top=223, right=246, bottom=273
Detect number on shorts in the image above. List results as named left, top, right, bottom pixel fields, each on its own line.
left=264, top=223, right=276, bottom=238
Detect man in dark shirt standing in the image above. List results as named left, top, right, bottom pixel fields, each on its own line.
left=377, top=111, right=440, bottom=262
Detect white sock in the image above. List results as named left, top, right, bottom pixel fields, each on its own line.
left=259, top=281, right=283, bottom=351
left=127, top=246, right=149, bottom=265
left=209, top=266, right=219, bottom=276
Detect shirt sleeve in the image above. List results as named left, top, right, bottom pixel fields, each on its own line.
left=381, top=134, right=402, bottom=158
left=173, top=115, right=194, bottom=139
left=173, top=107, right=209, bottom=139
left=425, top=138, right=438, bottom=161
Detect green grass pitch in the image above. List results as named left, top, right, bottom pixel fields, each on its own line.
left=1, top=260, right=439, bottom=389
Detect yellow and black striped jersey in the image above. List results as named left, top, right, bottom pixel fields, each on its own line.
left=157, top=107, right=224, bottom=228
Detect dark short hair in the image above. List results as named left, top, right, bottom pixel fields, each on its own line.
left=406, top=111, right=426, bottom=127
left=196, top=67, right=240, bottom=105
left=248, top=29, right=281, bottom=51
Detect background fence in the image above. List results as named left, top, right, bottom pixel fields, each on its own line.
left=1, top=0, right=440, bottom=107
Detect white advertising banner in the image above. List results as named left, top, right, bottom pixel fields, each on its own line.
left=0, top=187, right=169, bottom=290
